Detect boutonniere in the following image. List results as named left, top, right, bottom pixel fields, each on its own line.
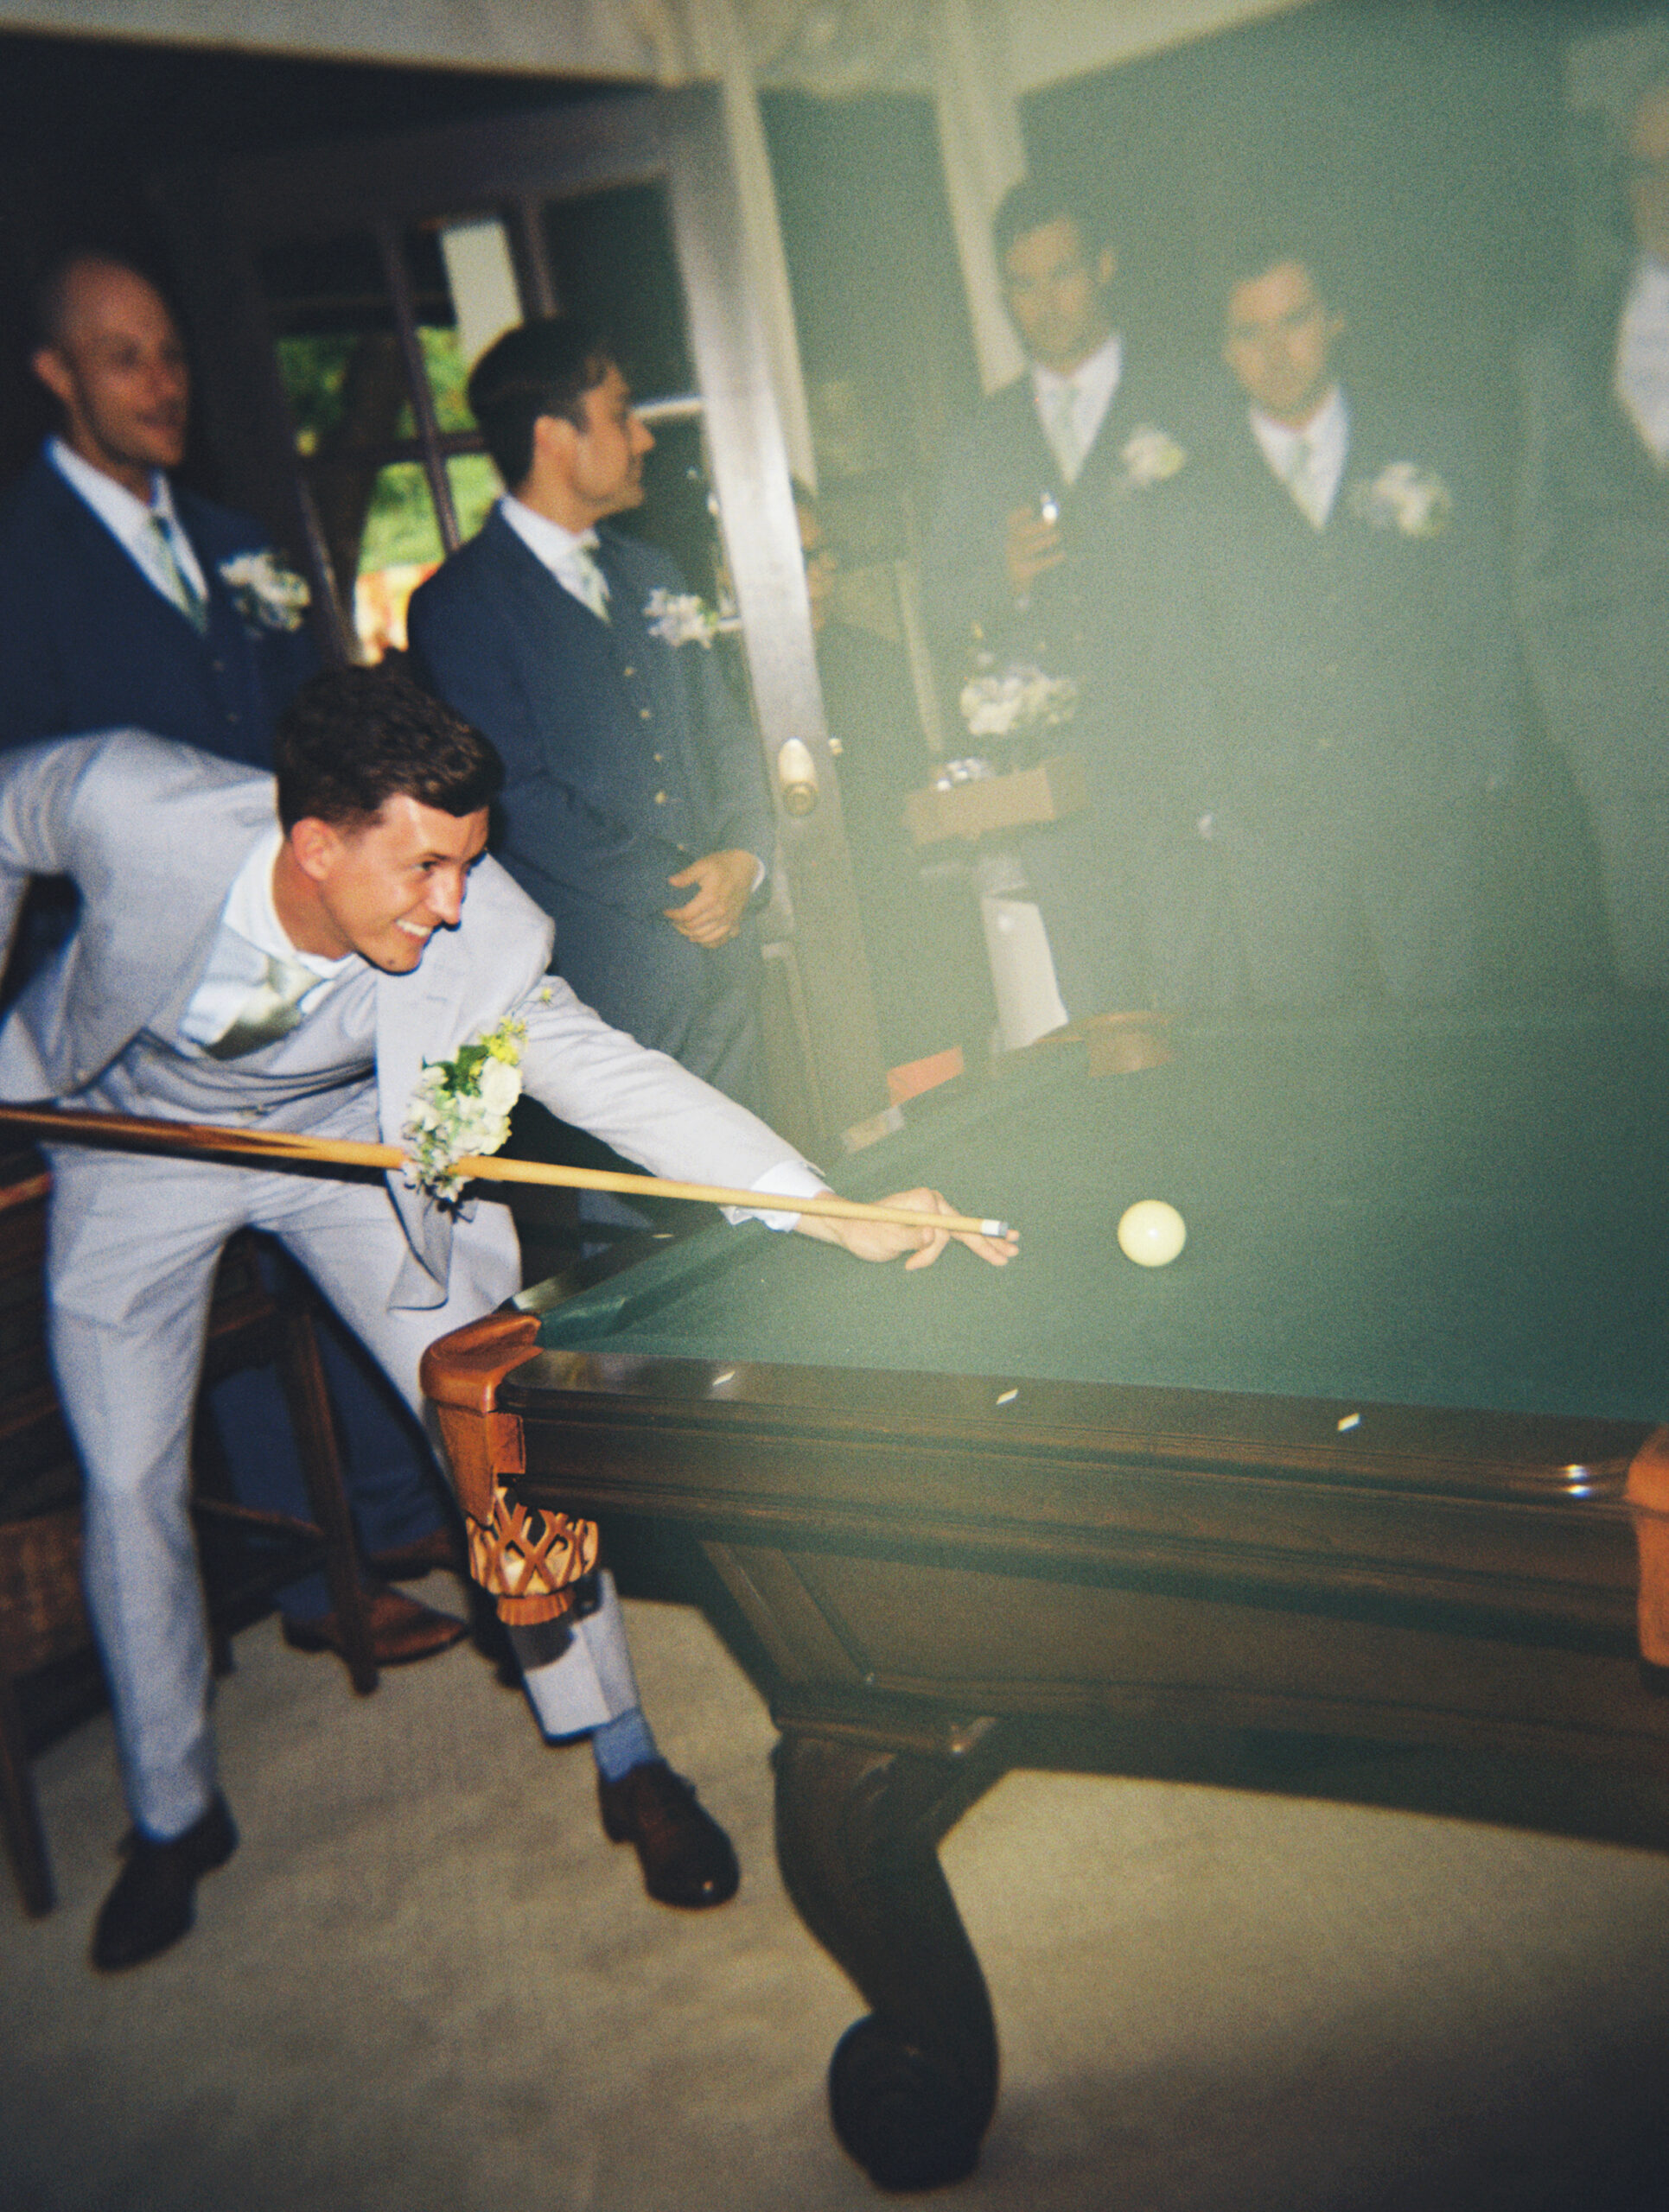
left=402, top=1001, right=545, bottom=1203
left=643, top=588, right=739, bottom=648
left=959, top=658, right=1079, bottom=741
left=1347, top=462, right=1452, bottom=539
left=1118, top=424, right=1188, bottom=490
left=217, top=550, right=310, bottom=632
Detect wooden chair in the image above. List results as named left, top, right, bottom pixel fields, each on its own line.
left=0, top=1147, right=377, bottom=1916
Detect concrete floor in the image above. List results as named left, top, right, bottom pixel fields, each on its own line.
left=4, top=1581, right=1669, bottom=2212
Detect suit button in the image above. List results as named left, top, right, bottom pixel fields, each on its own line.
left=639, top=708, right=653, bottom=721
left=226, top=710, right=240, bottom=723
left=622, top=665, right=635, bottom=677
left=653, top=753, right=665, bottom=765
left=654, top=790, right=667, bottom=804
left=211, top=659, right=226, bottom=673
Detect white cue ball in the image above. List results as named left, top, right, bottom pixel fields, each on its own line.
left=1118, top=1199, right=1187, bottom=1268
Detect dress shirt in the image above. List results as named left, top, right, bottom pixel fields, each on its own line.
left=1030, top=334, right=1124, bottom=488
left=500, top=495, right=609, bottom=614
left=1615, top=256, right=1669, bottom=464
left=176, top=827, right=357, bottom=1053
left=48, top=436, right=209, bottom=605
left=1251, top=385, right=1349, bottom=526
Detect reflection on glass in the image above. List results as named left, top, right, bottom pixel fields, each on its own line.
left=354, top=462, right=443, bottom=660
left=447, top=454, right=500, bottom=543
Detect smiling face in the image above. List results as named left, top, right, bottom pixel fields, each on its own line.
left=1002, top=217, right=1117, bottom=375
left=1222, top=259, right=1344, bottom=428
left=32, top=259, right=190, bottom=499
left=279, top=795, right=491, bottom=972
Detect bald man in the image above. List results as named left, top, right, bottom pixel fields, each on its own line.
left=0, top=249, right=463, bottom=1666
left=0, top=248, right=317, bottom=760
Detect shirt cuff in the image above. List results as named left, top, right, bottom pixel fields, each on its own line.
left=723, top=1158, right=829, bottom=1232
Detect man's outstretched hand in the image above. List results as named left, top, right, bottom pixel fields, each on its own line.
left=666, top=849, right=758, bottom=946
left=795, top=1187, right=1019, bottom=1271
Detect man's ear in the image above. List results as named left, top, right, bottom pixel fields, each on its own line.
left=530, top=411, right=577, bottom=474
left=30, top=346, right=74, bottom=410
left=288, top=816, right=343, bottom=887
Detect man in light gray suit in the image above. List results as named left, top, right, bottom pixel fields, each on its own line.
left=0, top=667, right=1013, bottom=1971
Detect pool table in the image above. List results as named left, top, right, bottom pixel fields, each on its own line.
left=422, top=1005, right=1669, bottom=2190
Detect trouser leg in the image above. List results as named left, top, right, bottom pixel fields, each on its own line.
left=267, top=1177, right=643, bottom=1735
left=42, top=1149, right=245, bottom=1840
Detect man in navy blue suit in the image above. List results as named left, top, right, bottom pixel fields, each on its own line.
left=0, top=251, right=316, bottom=763
left=408, top=318, right=773, bottom=1111
left=0, top=249, right=463, bottom=1667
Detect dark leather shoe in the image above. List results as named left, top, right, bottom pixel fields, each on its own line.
left=365, top=1525, right=466, bottom=1582
left=92, top=1795, right=238, bottom=1972
left=597, top=1759, right=739, bottom=1908
left=282, top=1583, right=467, bottom=1668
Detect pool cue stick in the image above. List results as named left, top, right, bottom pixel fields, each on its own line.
left=0, top=1103, right=1016, bottom=1242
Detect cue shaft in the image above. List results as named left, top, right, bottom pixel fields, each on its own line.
left=0, top=1103, right=1014, bottom=1241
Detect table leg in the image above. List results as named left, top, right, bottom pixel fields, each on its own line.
left=774, top=1728, right=1000, bottom=2190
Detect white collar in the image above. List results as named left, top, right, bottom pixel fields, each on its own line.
left=1249, top=385, right=1347, bottom=466
left=48, top=436, right=207, bottom=599
left=1030, top=329, right=1122, bottom=397
left=499, top=494, right=600, bottom=574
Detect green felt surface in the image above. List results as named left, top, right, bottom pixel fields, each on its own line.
left=532, top=1008, right=1669, bottom=1424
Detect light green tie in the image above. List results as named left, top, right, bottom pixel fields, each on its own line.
left=204, top=952, right=319, bottom=1059
left=1285, top=435, right=1327, bottom=530
left=567, top=536, right=611, bottom=622
left=1043, top=382, right=1084, bottom=485
left=148, top=512, right=208, bottom=634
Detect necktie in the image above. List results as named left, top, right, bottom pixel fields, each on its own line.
left=1284, top=436, right=1327, bottom=530
left=148, top=512, right=208, bottom=634
left=567, top=536, right=611, bottom=622
left=1043, top=382, right=1084, bottom=486
left=204, top=952, right=320, bottom=1060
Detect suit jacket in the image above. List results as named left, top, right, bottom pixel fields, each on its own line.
left=1515, top=283, right=1669, bottom=798
left=0, top=452, right=317, bottom=766
left=407, top=511, right=774, bottom=1061
left=920, top=356, right=1194, bottom=690
left=1166, top=387, right=1522, bottom=833
left=0, top=734, right=805, bottom=1309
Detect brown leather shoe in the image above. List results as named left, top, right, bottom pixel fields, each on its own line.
left=282, top=1583, right=467, bottom=1668
left=92, top=1795, right=238, bottom=1972
left=365, top=1525, right=466, bottom=1582
left=597, top=1759, right=739, bottom=1908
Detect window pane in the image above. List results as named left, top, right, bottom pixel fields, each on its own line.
left=446, top=454, right=500, bottom=543
left=352, top=463, right=443, bottom=660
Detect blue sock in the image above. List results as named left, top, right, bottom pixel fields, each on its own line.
left=590, top=1705, right=659, bottom=1782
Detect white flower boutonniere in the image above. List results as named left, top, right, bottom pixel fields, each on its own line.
left=218, top=550, right=310, bottom=632
left=1348, top=462, right=1452, bottom=539
left=959, top=661, right=1079, bottom=741
left=1119, top=424, right=1188, bottom=490
left=402, top=1002, right=545, bottom=1203
left=644, top=588, right=739, bottom=649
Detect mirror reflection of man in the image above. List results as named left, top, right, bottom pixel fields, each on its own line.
left=0, top=247, right=466, bottom=1669
left=922, top=178, right=1196, bottom=1019
left=1516, top=76, right=1669, bottom=989
left=410, top=320, right=774, bottom=1118
left=921, top=178, right=1145, bottom=686
left=1152, top=244, right=1521, bottom=1008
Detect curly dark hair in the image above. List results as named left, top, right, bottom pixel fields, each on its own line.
left=273, top=665, right=502, bottom=831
